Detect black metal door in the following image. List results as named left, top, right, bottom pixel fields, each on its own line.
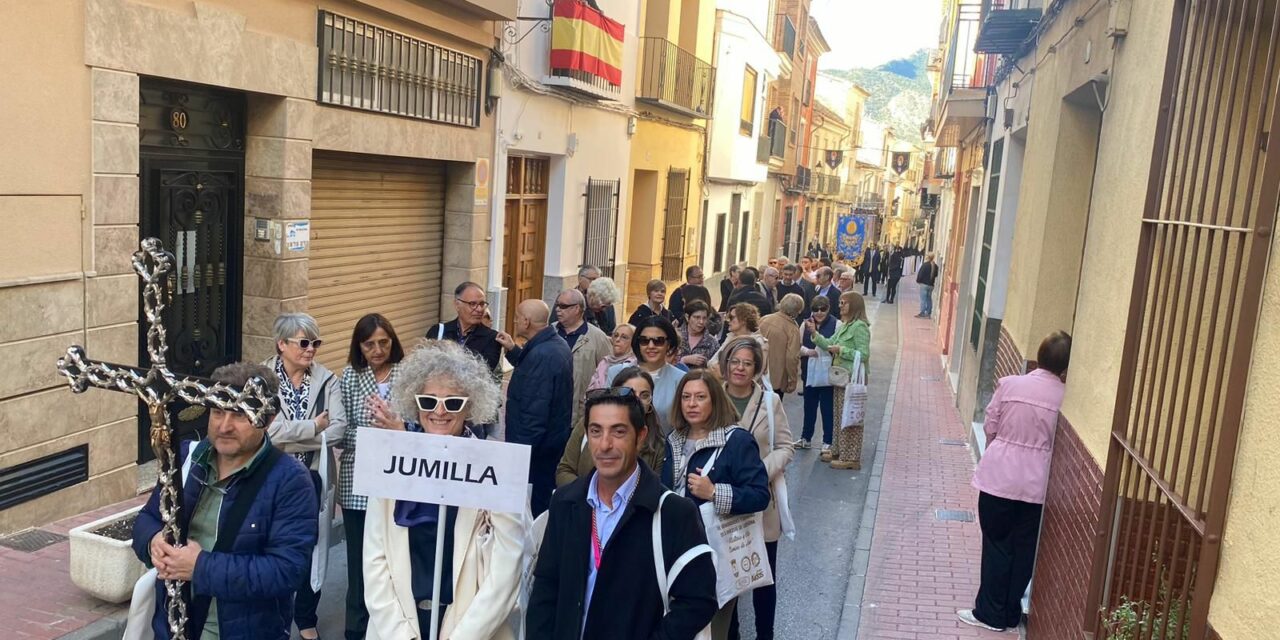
left=138, top=81, right=245, bottom=460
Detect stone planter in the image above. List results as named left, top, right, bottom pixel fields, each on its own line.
left=69, top=506, right=146, bottom=603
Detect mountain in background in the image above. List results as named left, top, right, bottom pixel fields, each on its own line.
left=819, top=49, right=933, bottom=145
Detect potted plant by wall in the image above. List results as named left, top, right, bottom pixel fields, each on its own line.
left=69, top=505, right=146, bottom=603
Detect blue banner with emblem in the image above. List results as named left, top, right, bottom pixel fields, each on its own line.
left=837, top=214, right=867, bottom=260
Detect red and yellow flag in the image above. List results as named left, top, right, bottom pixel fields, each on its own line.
left=550, top=0, right=625, bottom=86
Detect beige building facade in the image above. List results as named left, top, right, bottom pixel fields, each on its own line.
left=0, top=0, right=509, bottom=533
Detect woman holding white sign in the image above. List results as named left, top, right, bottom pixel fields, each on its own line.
left=718, top=338, right=795, bottom=640
left=661, top=370, right=770, bottom=640
left=364, top=342, right=525, bottom=640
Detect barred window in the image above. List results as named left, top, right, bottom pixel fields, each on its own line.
left=318, top=11, right=482, bottom=128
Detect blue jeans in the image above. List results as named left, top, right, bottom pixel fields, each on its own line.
left=802, top=385, right=835, bottom=445
left=919, top=284, right=934, bottom=316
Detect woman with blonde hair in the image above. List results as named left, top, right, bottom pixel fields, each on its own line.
left=807, top=291, right=870, bottom=470
left=364, top=341, right=525, bottom=639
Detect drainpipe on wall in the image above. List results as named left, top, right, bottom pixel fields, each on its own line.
left=487, top=56, right=509, bottom=333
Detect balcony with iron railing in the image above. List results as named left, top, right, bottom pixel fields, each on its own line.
left=637, top=37, right=715, bottom=118
left=767, top=120, right=787, bottom=159
left=812, top=173, right=842, bottom=196
left=936, top=2, right=998, bottom=145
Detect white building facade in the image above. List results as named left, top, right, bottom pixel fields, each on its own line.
left=701, top=0, right=783, bottom=276
left=489, top=0, right=641, bottom=328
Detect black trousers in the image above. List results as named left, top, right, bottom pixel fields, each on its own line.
left=294, top=470, right=324, bottom=631
left=974, top=492, right=1043, bottom=629
left=885, top=276, right=901, bottom=303
left=862, top=275, right=878, bottom=296
left=728, top=540, right=779, bottom=640
left=342, top=508, right=369, bottom=640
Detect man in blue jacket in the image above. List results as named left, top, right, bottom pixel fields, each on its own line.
left=132, top=362, right=317, bottom=640
left=497, top=298, right=575, bottom=516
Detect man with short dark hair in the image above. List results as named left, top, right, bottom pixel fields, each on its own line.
left=428, top=281, right=503, bottom=372
left=132, top=362, right=317, bottom=640
left=859, top=243, right=884, bottom=297
left=669, top=265, right=705, bottom=321
left=497, top=299, right=574, bottom=516
left=777, top=263, right=814, bottom=321
left=528, top=390, right=717, bottom=640
left=728, top=269, right=774, bottom=317
left=916, top=252, right=939, bottom=318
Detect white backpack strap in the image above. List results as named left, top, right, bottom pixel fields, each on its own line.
left=437, top=323, right=446, bottom=340
left=652, top=491, right=673, bottom=605
left=652, top=490, right=713, bottom=613
left=763, top=389, right=777, bottom=449
left=180, top=440, right=198, bottom=484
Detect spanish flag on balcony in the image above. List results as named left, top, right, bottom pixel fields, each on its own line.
left=551, top=0, right=625, bottom=87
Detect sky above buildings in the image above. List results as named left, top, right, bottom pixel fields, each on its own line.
left=810, top=0, right=943, bottom=70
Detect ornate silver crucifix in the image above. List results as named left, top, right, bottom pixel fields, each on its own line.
left=55, top=238, right=277, bottom=639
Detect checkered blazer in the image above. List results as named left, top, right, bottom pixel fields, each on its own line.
left=337, top=363, right=402, bottom=511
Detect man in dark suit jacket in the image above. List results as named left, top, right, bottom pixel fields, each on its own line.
left=860, top=244, right=884, bottom=297
left=668, top=265, right=706, bottom=322
left=727, top=268, right=774, bottom=317
left=814, top=266, right=842, bottom=311
left=528, top=391, right=717, bottom=640
left=496, top=299, right=574, bottom=517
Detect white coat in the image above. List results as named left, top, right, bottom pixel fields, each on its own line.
left=363, top=496, right=525, bottom=640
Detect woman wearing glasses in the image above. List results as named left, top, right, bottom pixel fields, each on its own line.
left=662, top=369, right=770, bottom=640
left=264, top=312, right=348, bottom=640
left=677, top=300, right=720, bottom=369
left=556, top=366, right=667, bottom=486
left=718, top=338, right=795, bottom=640
left=364, top=341, right=525, bottom=640
left=337, top=313, right=406, bottom=640
left=606, top=316, right=684, bottom=435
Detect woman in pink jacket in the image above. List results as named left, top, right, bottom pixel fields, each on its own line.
left=958, top=331, right=1072, bottom=633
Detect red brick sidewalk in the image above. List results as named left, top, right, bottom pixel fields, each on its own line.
left=0, top=495, right=143, bottom=638
left=856, top=278, right=1006, bottom=639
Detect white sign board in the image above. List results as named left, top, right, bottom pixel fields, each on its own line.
left=285, top=220, right=310, bottom=252
left=353, top=429, right=531, bottom=514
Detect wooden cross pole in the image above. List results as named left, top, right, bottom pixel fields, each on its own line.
left=55, top=238, right=277, bottom=639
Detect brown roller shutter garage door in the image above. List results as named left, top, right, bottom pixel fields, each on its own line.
left=309, top=152, right=446, bottom=372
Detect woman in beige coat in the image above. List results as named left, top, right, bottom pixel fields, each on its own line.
left=364, top=342, right=526, bottom=640
left=718, top=336, right=795, bottom=640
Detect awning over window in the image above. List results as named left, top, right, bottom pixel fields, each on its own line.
left=974, top=8, right=1042, bottom=55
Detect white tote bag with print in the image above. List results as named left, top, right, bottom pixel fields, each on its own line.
left=840, top=351, right=868, bottom=428
left=762, top=391, right=797, bottom=541
left=685, top=441, right=775, bottom=607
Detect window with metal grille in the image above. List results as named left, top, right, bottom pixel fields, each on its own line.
left=739, top=210, right=752, bottom=264
left=714, top=212, right=728, bottom=273
left=971, top=138, right=1002, bottom=348
left=583, top=178, right=621, bottom=278
left=727, top=194, right=742, bottom=267
left=661, top=169, right=690, bottom=281
left=318, top=11, right=482, bottom=128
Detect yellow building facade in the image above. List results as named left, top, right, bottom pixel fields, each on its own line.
left=625, top=0, right=716, bottom=311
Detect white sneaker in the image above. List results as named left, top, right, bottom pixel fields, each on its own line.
left=793, top=438, right=810, bottom=449
left=956, top=609, right=1004, bottom=632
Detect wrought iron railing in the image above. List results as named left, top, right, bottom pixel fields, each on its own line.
left=948, top=3, right=999, bottom=91
left=793, top=166, right=812, bottom=192
left=318, top=11, right=482, bottom=127
left=638, top=37, right=715, bottom=117
left=757, top=134, right=771, bottom=163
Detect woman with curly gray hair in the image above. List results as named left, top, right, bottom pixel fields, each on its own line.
left=363, top=342, right=525, bottom=640
left=585, top=276, right=620, bottom=335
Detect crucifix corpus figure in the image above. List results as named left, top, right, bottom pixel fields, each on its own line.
left=55, top=238, right=277, bottom=640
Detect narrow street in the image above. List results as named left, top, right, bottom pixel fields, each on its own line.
left=304, top=299, right=903, bottom=640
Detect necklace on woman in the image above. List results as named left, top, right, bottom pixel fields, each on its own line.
left=374, top=367, right=392, bottom=384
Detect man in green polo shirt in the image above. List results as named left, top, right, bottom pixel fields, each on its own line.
left=133, top=362, right=317, bottom=640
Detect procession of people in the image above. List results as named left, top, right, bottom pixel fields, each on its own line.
left=128, top=246, right=1068, bottom=640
